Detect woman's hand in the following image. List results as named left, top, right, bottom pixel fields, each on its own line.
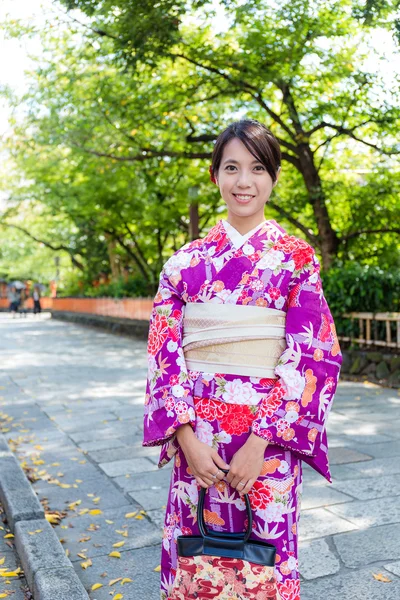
left=176, top=424, right=229, bottom=488
left=226, top=433, right=269, bottom=495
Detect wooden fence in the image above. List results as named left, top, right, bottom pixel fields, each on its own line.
left=338, top=312, right=400, bottom=349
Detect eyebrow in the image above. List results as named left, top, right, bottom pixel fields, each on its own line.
left=222, top=158, right=263, bottom=165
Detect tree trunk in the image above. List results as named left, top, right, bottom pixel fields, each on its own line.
left=297, top=143, right=340, bottom=269
left=105, top=234, right=121, bottom=282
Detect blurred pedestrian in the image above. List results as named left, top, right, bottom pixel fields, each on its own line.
left=19, top=287, right=28, bottom=317
left=33, top=285, right=42, bottom=315
left=7, top=286, right=19, bottom=317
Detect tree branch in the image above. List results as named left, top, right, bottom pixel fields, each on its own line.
left=70, top=143, right=211, bottom=161
left=342, top=227, right=400, bottom=241
left=104, top=229, right=151, bottom=281
left=0, top=221, right=85, bottom=270
left=171, top=52, right=297, bottom=141
left=267, top=198, right=319, bottom=245
left=308, top=121, right=400, bottom=155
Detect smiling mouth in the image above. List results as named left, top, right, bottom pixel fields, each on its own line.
left=233, top=194, right=255, bottom=203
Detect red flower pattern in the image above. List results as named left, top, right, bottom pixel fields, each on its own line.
left=277, top=577, right=301, bottom=600
left=147, top=313, right=169, bottom=355
left=194, top=397, right=228, bottom=421
left=248, top=480, right=274, bottom=510
left=220, top=404, right=255, bottom=436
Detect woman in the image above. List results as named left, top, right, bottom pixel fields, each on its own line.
left=143, top=119, right=342, bottom=600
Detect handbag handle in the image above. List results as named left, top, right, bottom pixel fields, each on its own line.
left=197, top=468, right=253, bottom=543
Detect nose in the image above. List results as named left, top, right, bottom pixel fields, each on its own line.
left=237, top=169, right=252, bottom=187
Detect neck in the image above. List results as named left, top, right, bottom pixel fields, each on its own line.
left=226, top=211, right=266, bottom=235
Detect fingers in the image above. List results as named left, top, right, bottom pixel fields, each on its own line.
left=196, top=476, right=213, bottom=489
left=212, top=452, right=230, bottom=472
left=214, top=469, right=225, bottom=481
left=240, top=478, right=256, bottom=496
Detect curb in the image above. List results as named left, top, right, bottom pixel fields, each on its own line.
left=0, top=433, right=89, bottom=599
left=51, top=310, right=149, bottom=339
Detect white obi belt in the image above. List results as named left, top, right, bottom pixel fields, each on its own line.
left=182, top=303, right=287, bottom=378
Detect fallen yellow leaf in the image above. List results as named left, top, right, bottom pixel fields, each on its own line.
left=105, top=520, right=114, bottom=524
left=109, top=577, right=122, bottom=586
left=121, top=578, right=132, bottom=584
left=125, top=512, right=137, bottom=518
left=108, top=551, right=121, bottom=558
left=3, top=535, right=13, bottom=539
left=89, top=509, right=102, bottom=515
left=0, top=558, right=5, bottom=565
left=113, top=541, right=125, bottom=548
left=91, top=582, right=103, bottom=590
left=80, top=559, right=92, bottom=570
left=135, top=515, right=144, bottom=520
left=372, top=573, right=391, bottom=582
left=154, top=565, right=161, bottom=572
left=113, top=594, right=123, bottom=600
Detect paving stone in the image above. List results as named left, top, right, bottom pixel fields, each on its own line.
left=146, top=508, right=165, bottom=530
left=78, top=438, right=128, bottom=452
left=87, top=444, right=159, bottom=464
left=128, top=486, right=169, bottom=511
left=113, top=468, right=172, bottom=493
left=33, top=475, right=130, bottom=513
left=20, top=448, right=104, bottom=481
left=327, top=496, right=400, bottom=529
left=299, top=507, right=358, bottom=541
left=385, top=561, right=400, bottom=577
left=300, top=566, right=400, bottom=600
left=333, top=523, right=400, bottom=568
left=343, top=456, right=400, bottom=477
left=298, top=538, right=340, bottom=579
left=301, top=484, right=353, bottom=510
left=356, top=440, right=400, bottom=459
left=330, top=464, right=372, bottom=481
left=328, top=447, right=373, bottom=465
left=50, top=412, right=119, bottom=433
left=331, top=473, right=400, bottom=501
left=72, top=544, right=161, bottom=599
left=69, top=422, right=142, bottom=443
left=99, top=457, right=158, bottom=478
left=55, top=505, right=160, bottom=561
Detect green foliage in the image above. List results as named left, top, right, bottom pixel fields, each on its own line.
left=81, top=276, right=152, bottom=298
left=1, top=0, right=399, bottom=288
left=322, top=263, right=400, bottom=314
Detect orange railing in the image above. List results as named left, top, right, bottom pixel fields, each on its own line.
left=0, top=297, right=153, bottom=320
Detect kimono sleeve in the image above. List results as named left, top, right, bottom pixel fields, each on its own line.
left=143, top=265, right=196, bottom=448
left=251, top=252, right=342, bottom=459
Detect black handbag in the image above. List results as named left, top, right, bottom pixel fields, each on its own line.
left=177, top=475, right=276, bottom=567
left=169, top=470, right=279, bottom=599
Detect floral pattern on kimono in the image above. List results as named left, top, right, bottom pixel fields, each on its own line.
left=143, top=219, right=342, bottom=600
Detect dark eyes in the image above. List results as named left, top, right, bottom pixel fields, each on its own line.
left=225, top=165, right=265, bottom=171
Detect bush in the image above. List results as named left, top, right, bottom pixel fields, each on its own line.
left=322, top=264, right=400, bottom=339
left=83, top=276, right=153, bottom=298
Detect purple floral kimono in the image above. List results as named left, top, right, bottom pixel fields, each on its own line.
left=143, top=219, right=342, bottom=600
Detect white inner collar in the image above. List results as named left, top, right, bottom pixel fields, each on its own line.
left=222, top=219, right=266, bottom=250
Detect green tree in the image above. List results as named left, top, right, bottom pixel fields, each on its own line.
left=56, top=0, right=400, bottom=268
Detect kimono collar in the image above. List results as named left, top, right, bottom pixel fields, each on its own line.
left=221, top=219, right=267, bottom=251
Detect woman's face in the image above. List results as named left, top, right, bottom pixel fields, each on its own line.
left=216, top=137, right=278, bottom=224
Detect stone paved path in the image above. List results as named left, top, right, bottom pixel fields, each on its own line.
left=0, top=312, right=400, bottom=599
